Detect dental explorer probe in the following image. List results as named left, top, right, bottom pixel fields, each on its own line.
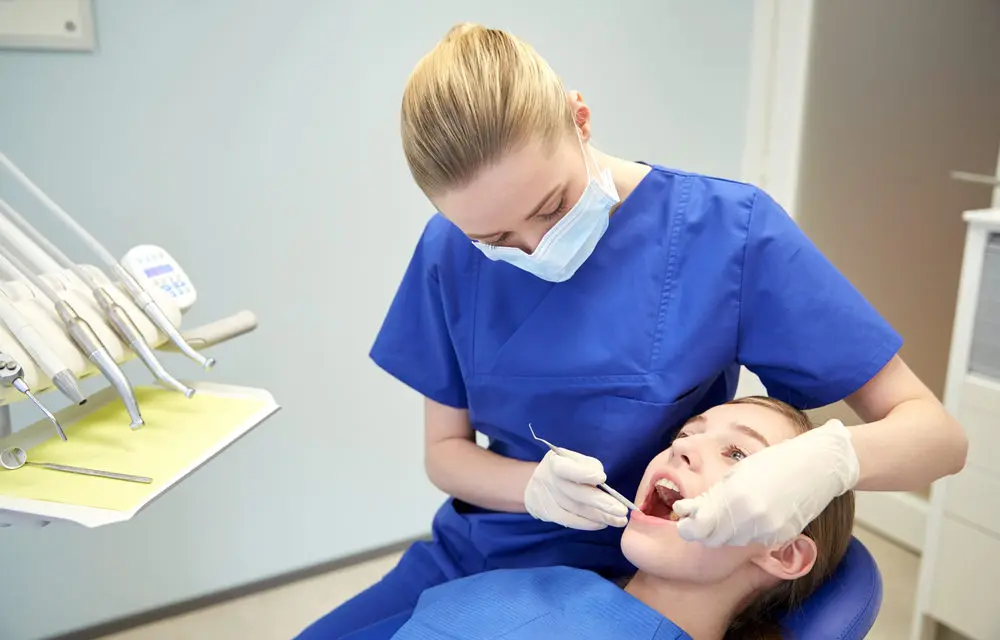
left=0, top=200, right=195, bottom=398
left=0, top=152, right=215, bottom=371
left=0, top=246, right=144, bottom=428
left=0, top=352, right=67, bottom=441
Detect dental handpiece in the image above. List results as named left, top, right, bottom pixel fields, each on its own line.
left=0, top=200, right=195, bottom=398
left=0, top=248, right=144, bottom=428
left=52, top=299, right=144, bottom=429
left=112, top=265, right=215, bottom=371
left=93, top=289, right=194, bottom=397
left=0, top=353, right=67, bottom=441
left=0, top=151, right=216, bottom=371
left=0, top=290, right=86, bottom=405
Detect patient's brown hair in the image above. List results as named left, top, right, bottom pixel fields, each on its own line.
left=721, top=396, right=856, bottom=640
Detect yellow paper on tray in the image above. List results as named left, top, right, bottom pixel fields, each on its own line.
left=0, top=386, right=268, bottom=511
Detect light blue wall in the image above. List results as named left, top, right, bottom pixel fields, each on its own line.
left=0, top=1, right=753, bottom=637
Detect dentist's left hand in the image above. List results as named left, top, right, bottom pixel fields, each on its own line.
left=525, top=448, right=630, bottom=531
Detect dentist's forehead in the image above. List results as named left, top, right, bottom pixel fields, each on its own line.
left=435, top=139, right=568, bottom=236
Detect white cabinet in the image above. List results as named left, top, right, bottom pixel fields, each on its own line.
left=912, top=211, right=1000, bottom=640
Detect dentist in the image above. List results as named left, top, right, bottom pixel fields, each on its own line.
left=297, top=22, right=966, bottom=639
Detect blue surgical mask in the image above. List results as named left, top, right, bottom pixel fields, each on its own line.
left=472, top=136, right=620, bottom=283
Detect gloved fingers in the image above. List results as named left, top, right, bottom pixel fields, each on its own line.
left=725, top=525, right=757, bottom=547
left=548, top=450, right=607, bottom=485
left=702, top=501, right=739, bottom=548
left=553, top=480, right=628, bottom=519
left=564, top=502, right=628, bottom=529
left=553, top=510, right=609, bottom=531
left=670, top=497, right=700, bottom=518
left=676, top=498, right=721, bottom=544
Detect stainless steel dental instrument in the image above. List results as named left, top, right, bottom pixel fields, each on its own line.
left=0, top=284, right=86, bottom=406
left=0, top=246, right=144, bottom=429
left=0, top=151, right=216, bottom=371
left=0, top=447, right=152, bottom=483
left=0, top=353, right=67, bottom=441
left=0, top=199, right=195, bottom=399
left=528, top=423, right=639, bottom=511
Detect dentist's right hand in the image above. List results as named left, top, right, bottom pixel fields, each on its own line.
left=524, top=448, right=629, bottom=530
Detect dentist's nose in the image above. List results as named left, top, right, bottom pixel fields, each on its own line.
left=517, top=230, right=547, bottom=255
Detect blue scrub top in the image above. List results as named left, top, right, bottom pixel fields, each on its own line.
left=392, top=566, right=691, bottom=640
left=371, top=165, right=901, bottom=577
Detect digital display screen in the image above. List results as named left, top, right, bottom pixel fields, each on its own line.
left=144, top=264, right=174, bottom=278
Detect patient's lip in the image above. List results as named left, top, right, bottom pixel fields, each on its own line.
left=630, top=508, right=677, bottom=528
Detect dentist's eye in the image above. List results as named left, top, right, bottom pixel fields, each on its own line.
left=536, top=196, right=566, bottom=221
left=484, top=233, right=510, bottom=248
left=674, top=431, right=689, bottom=439
left=723, top=445, right=748, bottom=462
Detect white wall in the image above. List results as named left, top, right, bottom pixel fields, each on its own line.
left=0, top=1, right=755, bottom=637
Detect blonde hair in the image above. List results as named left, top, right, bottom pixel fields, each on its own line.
left=400, top=23, right=575, bottom=198
left=723, top=397, right=856, bottom=640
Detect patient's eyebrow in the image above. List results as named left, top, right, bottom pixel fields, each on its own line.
left=733, top=423, right=769, bottom=447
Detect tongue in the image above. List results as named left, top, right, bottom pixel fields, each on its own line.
left=652, top=485, right=682, bottom=521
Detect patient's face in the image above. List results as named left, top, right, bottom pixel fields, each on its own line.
left=621, top=403, right=801, bottom=583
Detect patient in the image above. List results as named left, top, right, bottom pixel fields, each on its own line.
left=390, top=397, right=855, bottom=640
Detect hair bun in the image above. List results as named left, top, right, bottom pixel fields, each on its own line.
left=443, top=22, right=484, bottom=43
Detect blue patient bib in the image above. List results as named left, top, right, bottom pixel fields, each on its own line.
left=392, top=566, right=691, bottom=640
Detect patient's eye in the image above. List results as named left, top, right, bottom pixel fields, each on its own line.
left=723, top=444, right=748, bottom=462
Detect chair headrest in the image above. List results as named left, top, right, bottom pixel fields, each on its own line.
left=779, top=536, right=882, bottom=640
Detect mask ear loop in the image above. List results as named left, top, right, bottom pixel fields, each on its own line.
left=574, top=127, right=596, bottom=184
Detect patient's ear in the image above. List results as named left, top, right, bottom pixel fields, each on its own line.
left=750, top=535, right=817, bottom=581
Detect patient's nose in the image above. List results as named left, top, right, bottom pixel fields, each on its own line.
left=669, top=437, right=702, bottom=471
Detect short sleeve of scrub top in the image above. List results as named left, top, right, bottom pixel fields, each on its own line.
left=369, top=215, right=469, bottom=409
left=737, top=189, right=903, bottom=408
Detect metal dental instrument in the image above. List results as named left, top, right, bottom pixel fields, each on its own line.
left=528, top=424, right=639, bottom=512
left=0, top=199, right=195, bottom=399
left=0, top=353, right=67, bottom=441
left=0, top=152, right=216, bottom=371
left=0, top=247, right=144, bottom=429
left=0, top=447, right=152, bottom=483
left=0, top=285, right=87, bottom=406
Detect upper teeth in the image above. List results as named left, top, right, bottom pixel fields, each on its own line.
left=655, top=478, right=680, bottom=492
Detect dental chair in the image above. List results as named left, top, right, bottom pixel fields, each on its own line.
left=780, top=536, right=883, bottom=639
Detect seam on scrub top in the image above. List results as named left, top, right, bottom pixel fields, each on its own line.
left=468, top=255, right=481, bottom=379
left=492, top=611, right=555, bottom=639
left=648, top=175, right=692, bottom=372
left=734, top=189, right=760, bottom=366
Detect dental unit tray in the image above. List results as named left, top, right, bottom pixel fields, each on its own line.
left=0, top=381, right=279, bottom=528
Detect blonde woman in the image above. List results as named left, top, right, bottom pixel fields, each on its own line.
left=296, top=23, right=965, bottom=639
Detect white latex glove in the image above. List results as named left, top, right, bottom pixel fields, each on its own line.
left=673, top=419, right=860, bottom=547
left=524, top=448, right=629, bottom=531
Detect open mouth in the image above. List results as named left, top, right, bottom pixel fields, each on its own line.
left=639, top=477, right=684, bottom=522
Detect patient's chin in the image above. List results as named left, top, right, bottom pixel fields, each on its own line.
left=622, top=525, right=758, bottom=584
